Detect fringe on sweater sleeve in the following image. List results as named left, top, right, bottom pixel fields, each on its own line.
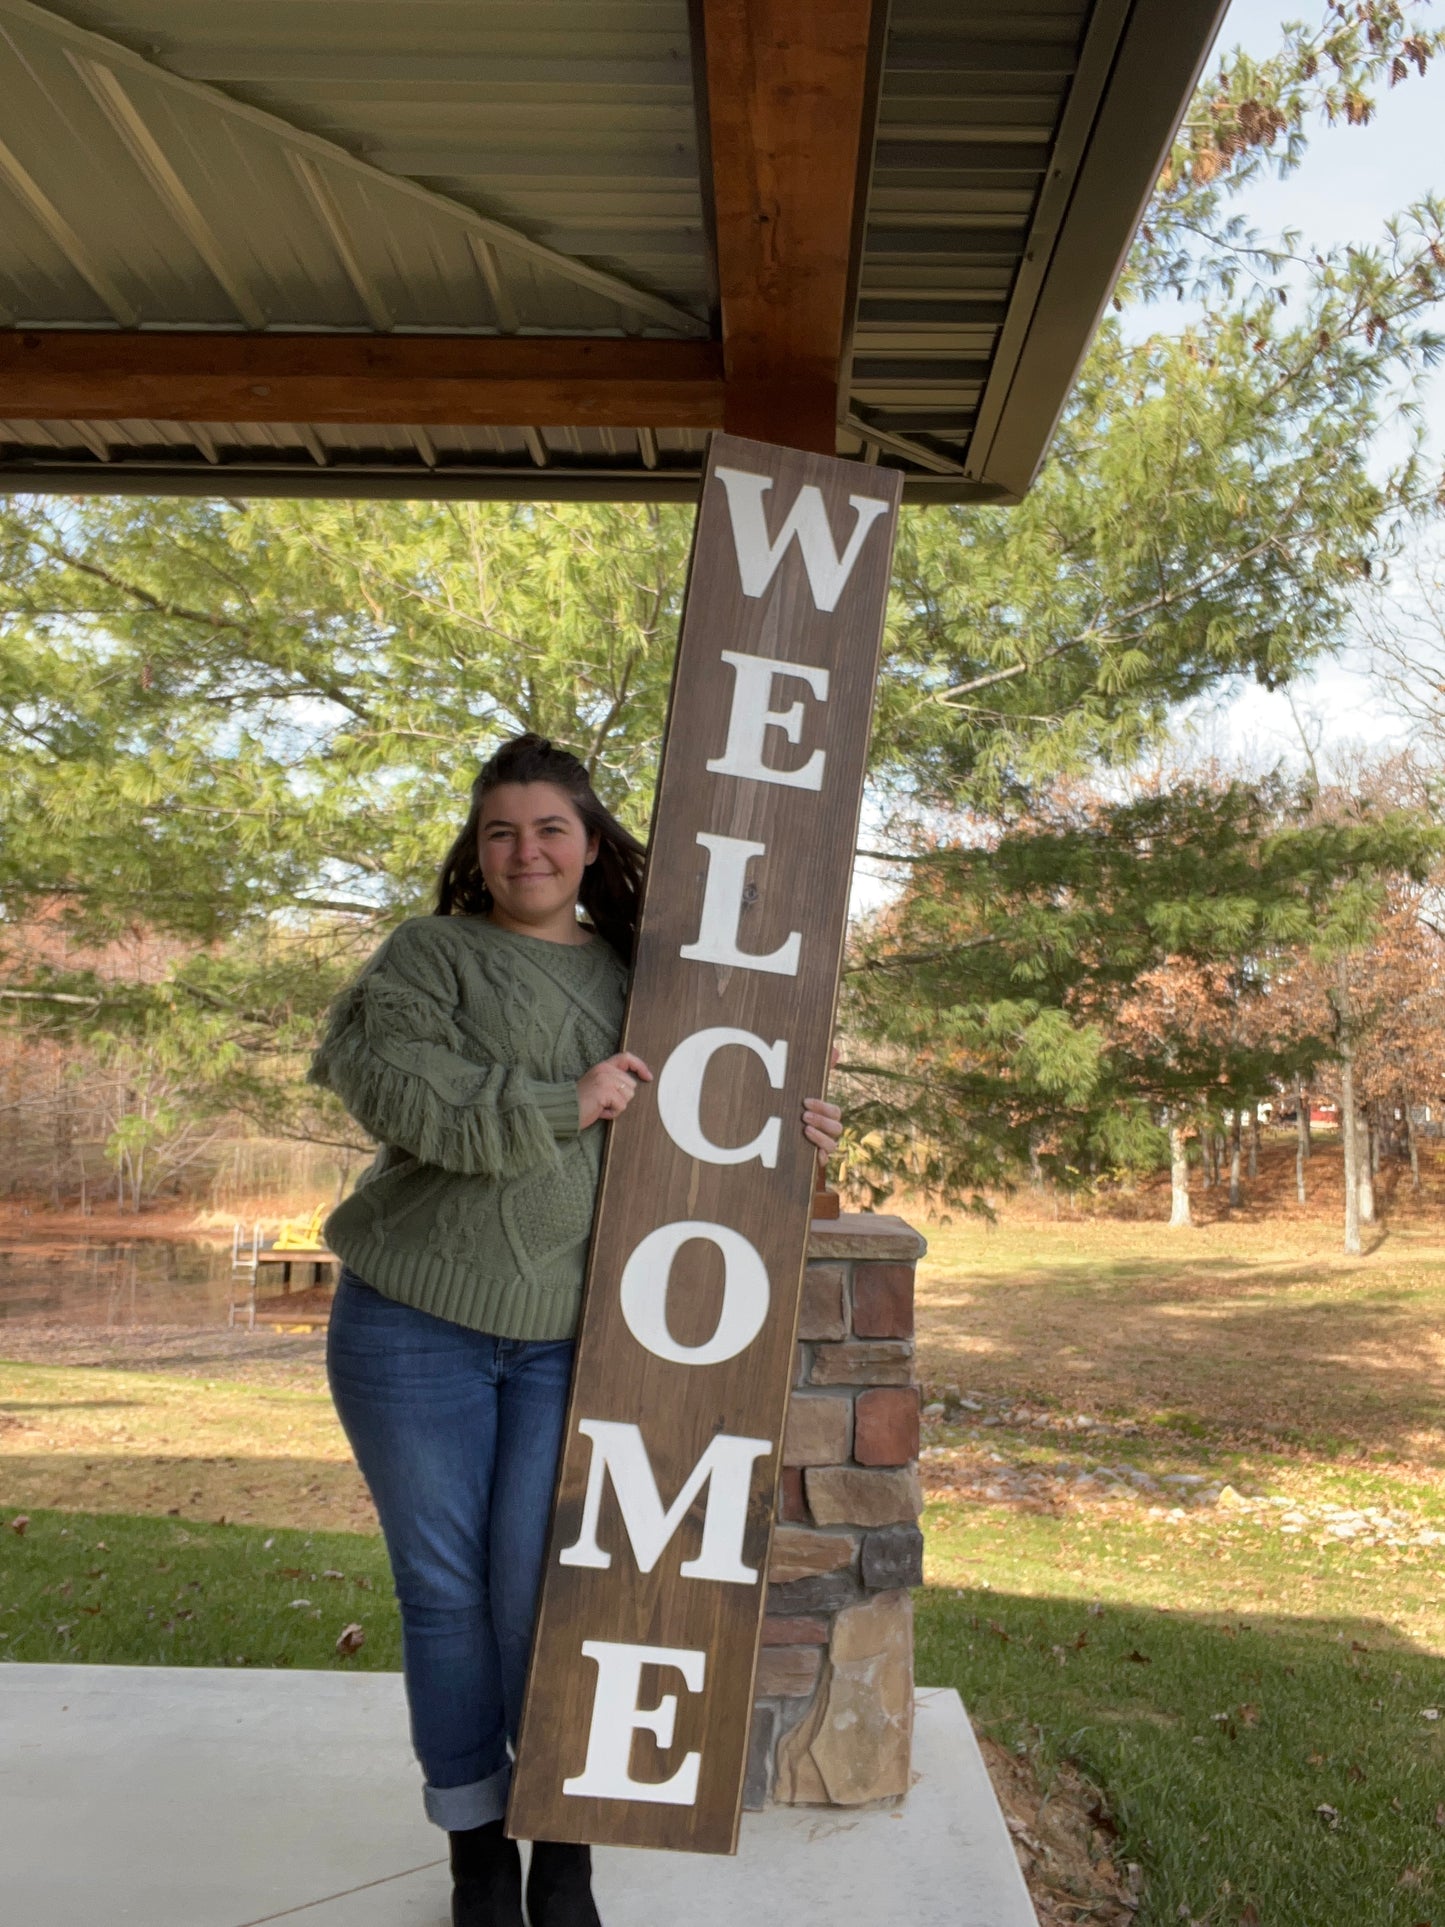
left=307, top=929, right=564, bottom=1178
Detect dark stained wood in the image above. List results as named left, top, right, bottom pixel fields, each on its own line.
left=0, top=332, right=725, bottom=428
left=699, top=0, right=885, bottom=455
left=508, top=433, right=901, bottom=1853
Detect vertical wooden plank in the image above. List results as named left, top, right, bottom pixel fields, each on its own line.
left=508, top=432, right=901, bottom=1855
left=699, top=0, right=887, bottom=454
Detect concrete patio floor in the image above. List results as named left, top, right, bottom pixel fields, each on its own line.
left=1, top=1664, right=1037, bottom=1925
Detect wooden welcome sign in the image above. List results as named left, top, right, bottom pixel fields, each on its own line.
left=508, top=432, right=902, bottom=1854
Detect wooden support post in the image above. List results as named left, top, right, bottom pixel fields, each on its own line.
left=699, top=0, right=886, bottom=456
left=508, top=433, right=901, bottom=1853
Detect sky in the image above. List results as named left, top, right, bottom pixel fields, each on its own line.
left=1165, top=0, right=1445, bottom=769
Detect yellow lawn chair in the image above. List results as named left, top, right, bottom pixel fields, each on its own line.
left=272, top=1203, right=327, bottom=1251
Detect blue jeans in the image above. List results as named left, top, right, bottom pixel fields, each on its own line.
left=326, top=1270, right=574, bottom=1831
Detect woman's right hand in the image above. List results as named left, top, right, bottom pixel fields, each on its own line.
left=577, top=1052, right=653, bottom=1129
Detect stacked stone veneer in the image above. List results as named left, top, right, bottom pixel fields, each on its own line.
left=747, top=1212, right=926, bottom=1810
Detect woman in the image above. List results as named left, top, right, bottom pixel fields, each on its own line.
left=310, top=733, right=842, bottom=1927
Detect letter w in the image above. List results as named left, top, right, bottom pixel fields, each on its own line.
left=558, top=1419, right=770, bottom=1586
left=714, top=466, right=890, bottom=613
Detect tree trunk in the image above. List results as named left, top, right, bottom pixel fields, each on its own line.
left=1294, top=1078, right=1309, bottom=1203
left=1336, top=958, right=1362, bottom=1256
left=1358, top=1113, right=1375, bottom=1223
left=1229, top=1108, right=1243, bottom=1208
left=1249, top=1103, right=1260, bottom=1179
left=1169, top=1123, right=1192, bottom=1227
left=1370, top=1107, right=1382, bottom=1175
left=1406, top=1105, right=1421, bottom=1191
left=1027, top=1126, right=1044, bottom=1191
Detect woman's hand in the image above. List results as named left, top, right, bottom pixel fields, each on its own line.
left=577, top=1052, right=653, bottom=1129
left=802, top=1096, right=843, bottom=1170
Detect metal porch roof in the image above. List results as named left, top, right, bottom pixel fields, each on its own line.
left=0, top=0, right=1227, bottom=501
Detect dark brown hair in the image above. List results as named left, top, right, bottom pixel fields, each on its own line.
left=435, top=733, right=646, bottom=962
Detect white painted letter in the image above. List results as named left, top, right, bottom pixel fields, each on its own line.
left=679, top=833, right=801, bottom=976
left=706, top=649, right=831, bottom=791
left=559, top=1419, right=770, bottom=1583
left=713, top=465, right=890, bottom=613
left=563, top=1640, right=706, bottom=1805
left=618, top=1219, right=771, bottom=1367
left=656, top=1026, right=788, bottom=1168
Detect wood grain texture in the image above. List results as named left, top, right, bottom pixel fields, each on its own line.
left=508, top=433, right=901, bottom=1853
left=0, top=332, right=725, bottom=427
left=699, top=0, right=885, bottom=454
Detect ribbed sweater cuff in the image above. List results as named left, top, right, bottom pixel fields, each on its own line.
left=527, top=1078, right=581, bottom=1139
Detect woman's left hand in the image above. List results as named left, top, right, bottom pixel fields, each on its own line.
left=802, top=1096, right=843, bottom=1169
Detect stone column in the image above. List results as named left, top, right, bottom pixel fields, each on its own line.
left=745, top=1212, right=925, bottom=1808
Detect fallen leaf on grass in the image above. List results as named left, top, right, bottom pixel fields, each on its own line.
left=1125, top=1649, right=1151, bottom=1665
left=1240, top=1907, right=1260, bottom=1926
left=335, top=1622, right=365, bottom=1657
left=1433, top=1803, right=1445, bottom=1831
left=1420, top=1708, right=1440, bottom=1721
left=1238, top=1703, right=1260, bottom=1727
left=1316, top=1803, right=1343, bottom=1831
left=8, top=1515, right=29, bottom=1536
left=1347, top=1764, right=1366, bottom=1784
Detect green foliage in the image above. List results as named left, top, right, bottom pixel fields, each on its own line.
left=879, top=202, right=1445, bottom=815
left=0, top=496, right=691, bottom=939
left=843, top=782, right=1443, bottom=1203
left=1137, top=0, right=1445, bottom=302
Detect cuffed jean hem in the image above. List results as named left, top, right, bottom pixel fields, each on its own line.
left=424, top=1762, right=512, bottom=1832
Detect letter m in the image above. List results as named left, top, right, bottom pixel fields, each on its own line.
left=557, top=1419, right=770, bottom=1586
left=713, top=466, right=890, bottom=613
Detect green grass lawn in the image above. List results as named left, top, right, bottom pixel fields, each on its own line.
left=907, top=1190, right=1445, bottom=1926
left=0, top=1505, right=398, bottom=1670
left=916, top=1579, right=1444, bottom=1927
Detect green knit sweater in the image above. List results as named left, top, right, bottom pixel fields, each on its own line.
left=308, top=915, right=627, bottom=1340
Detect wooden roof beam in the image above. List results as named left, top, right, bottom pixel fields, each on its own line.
left=698, top=0, right=886, bottom=456
left=0, top=332, right=726, bottom=430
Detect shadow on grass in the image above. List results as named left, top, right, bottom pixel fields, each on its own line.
left=917, top=1263, right=1445, bottom=1460
left=917, top=1583, right=1445, bottom=1927
left=0, top=1452, right=375, bottom=1532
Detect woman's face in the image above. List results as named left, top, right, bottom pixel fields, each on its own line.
left=476, top=781, right=599, bottom=934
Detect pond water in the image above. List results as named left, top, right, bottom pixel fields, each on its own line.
left=0, top=1239, right=254, bottom=1327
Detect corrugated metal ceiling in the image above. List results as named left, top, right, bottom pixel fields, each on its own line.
left=0, top=0, right=1220, bottom=499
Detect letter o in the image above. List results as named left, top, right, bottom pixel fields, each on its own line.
left=619, top=1220, right=771, bottom=1366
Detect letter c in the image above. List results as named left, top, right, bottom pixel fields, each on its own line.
left=655, top=1027, right=788, bottom=1168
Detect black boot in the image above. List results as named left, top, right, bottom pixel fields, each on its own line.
left=449, top=1819, right=523, bottom=1927
left=526, top=1840, right=602, bottom=1927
